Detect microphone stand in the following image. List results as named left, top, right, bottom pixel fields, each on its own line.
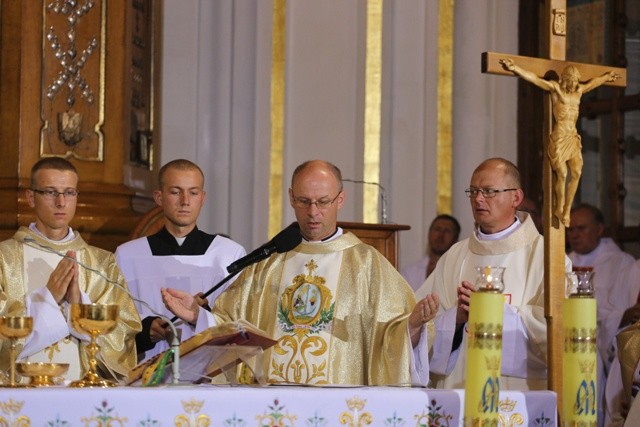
left=343, top=178, right=389, bottom=223
left=157, top=314, right=180, bottom=384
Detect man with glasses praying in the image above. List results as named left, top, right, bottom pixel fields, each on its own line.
left=416, top=157, right=571, bottom=390
left=0, top=157, right=141, bottom=384
left=163, top=159, right=439, bottom=386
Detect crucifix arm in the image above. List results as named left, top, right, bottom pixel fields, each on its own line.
left=581, top=70, right=620, bottom=93
left=499, top=58, right=554, bottom=92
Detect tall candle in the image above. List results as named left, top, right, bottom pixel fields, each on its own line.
left=464, top=290, right=504, bottom=426
left=563, top=297, right=597, bottom=426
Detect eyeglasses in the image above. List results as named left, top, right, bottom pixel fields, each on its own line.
left=291, top=191, right=342, bottom=209
left=32, top=188, right=80, bottom=199
left=465, top=188, right=517, bottom=198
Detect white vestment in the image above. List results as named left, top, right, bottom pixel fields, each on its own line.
left=416, top=213, right=572, bottom=390
left=116, top=233, right=245, bottom=361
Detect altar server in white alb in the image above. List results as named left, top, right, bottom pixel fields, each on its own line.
left=115, top=159, right=246, bottom=361
left=0, top=157, right=141, bottom=383
left=162, top=160, right=440, bottom=386
left=416, top=157, right=572, bottom=390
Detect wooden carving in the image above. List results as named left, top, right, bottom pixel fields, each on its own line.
left=500, top=58, right=619, bottom=227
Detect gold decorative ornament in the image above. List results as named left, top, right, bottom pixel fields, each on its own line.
left=339, top=396, right=373, bottom=426
left=57, top=110, right=84, bottom=146
left=272, top=259, right=334, bottom=384
left=174, top=398, right=211, bottom=427
left=552, top=9, right=567, bottom=36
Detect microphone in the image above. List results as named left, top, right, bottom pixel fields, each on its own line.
left=226, top=222, right=302, bottom=274
left=166, top=222, right=301, bottom=323
left=20, top=234, right=182, bottom=385
left=343, top=178, right=388, bottom=223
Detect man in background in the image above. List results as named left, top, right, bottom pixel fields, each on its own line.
left=116, top=159, right=245, bottom=361
left=0, top=157, right=140, bottom=383
left=401, top=214, right=460, bottom=291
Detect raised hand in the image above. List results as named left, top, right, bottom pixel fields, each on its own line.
left=161, top=287, right=199, bottom=324
left=456, top=280, right=476, bottom=324
left=607, top=71, right=620, bottom=82
left=409, top=293, right=440, bottom=346
left=499, top=58, right=515, bottom=71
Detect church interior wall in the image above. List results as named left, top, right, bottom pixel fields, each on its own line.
left=159, top=0, right=520, bottom=270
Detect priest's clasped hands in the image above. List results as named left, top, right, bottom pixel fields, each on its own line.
left=46, top=250, right=80, bottom=305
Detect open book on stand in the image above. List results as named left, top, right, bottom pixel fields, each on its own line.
left=128, top=319, right=277, bottom=385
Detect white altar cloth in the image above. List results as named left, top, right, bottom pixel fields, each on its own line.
left=0, top=385, right=556, bottom=426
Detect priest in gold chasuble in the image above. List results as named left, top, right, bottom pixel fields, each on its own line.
left=211, top=232, right=421, bottom=385
left=163, top=160, right=438, bottom=386
left=0, top=158, right=140, bottom=384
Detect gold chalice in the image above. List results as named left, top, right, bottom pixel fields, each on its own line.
left=69, top=303, right=119, bottom=388
left=16, top=362, right=68, bottom=387
left=0, top=316, right=33, bottom=387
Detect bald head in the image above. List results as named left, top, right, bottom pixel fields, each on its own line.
left=473, top=158, right=522, bottom=189
left=291, top=160, right=343, bottom=190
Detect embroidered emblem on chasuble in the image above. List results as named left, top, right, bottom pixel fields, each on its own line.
left=274, top=255, right=338, bottom=384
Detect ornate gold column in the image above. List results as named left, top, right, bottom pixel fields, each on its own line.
left=269, top=0, right=286, bottom=238
left=362, top=0, right=383, bottom=223
left=437, top=0, right=454, bottom=214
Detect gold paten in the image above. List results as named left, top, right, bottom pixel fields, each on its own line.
left=16, top=362, right=69, bottom=387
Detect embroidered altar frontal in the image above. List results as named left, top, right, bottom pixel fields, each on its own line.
left=0, top=386, right=556, bottom=425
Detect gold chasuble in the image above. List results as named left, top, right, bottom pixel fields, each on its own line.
left=617, top=321, right=640, bottom=403
left=0, top=227, right=141, bottom=382
left=212, top=232, right=417, bottom=385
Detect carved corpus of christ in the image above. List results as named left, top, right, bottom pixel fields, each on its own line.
left=499, top=58, right=619, bottom=227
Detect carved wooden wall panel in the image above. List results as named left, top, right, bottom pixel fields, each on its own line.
left=0, top=0, right=161, bottom=251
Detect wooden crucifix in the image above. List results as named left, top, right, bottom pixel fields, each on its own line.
left=480, top=0, right=626, bottom=413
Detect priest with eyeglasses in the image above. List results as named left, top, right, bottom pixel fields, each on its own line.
left=0, top=157, right=141, bottom=384
left=163, top=159, right=439, bottom=386
left=416, top=157, right=572, bottom=390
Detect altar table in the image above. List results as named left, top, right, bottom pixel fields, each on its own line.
left=0, top=385, right=556, bottom=426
